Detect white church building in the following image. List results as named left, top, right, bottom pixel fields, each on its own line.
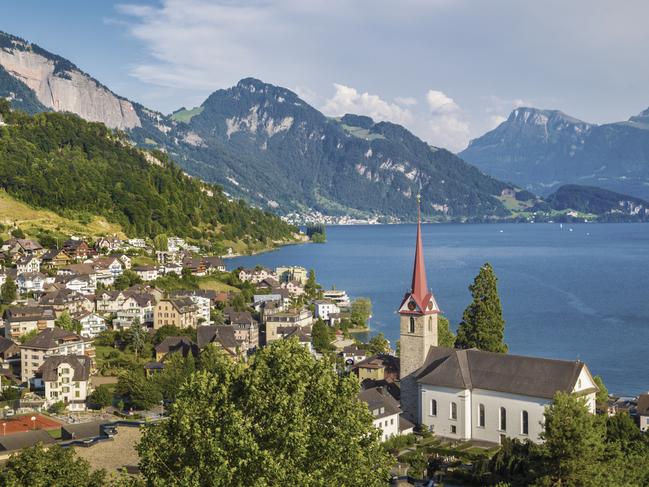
left=398, top=198, right=598, bottom=444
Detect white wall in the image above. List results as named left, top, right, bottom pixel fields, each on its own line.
left=374, top=412, right=400, bottom=442
left=419, top=385, right=471, bottom=440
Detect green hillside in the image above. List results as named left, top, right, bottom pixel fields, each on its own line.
left=0, top=100, right=297, bottom=251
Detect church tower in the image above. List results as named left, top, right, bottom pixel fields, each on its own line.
left=399, top=195, right=439, bottom=421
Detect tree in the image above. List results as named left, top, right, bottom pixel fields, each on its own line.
left=311, top=319, right=335, bottom=352
left=49, top=400, right=66, bottom=414
left=228, top=293, right=248, bottom=312
left=113, top=270, right=142, bottom=290
left=593, top=375, right=609, bottom=405
left=88, top=385, right=114, bottom=409
left=1, top=276, right=17, bottom=304
left=153, top=324, right=196, bottom=345
left=55, top=311, right=81, bottom=334
left=367, top=332, right=389, bottom=355
left=304, top=268, right=320, bottom=297
left=18, top=328, right=39, bottom=344
left=437, top=315, right=456, bottom=348
left=0, top=444, right=106, bottom=486
left=115, top=369, right=162, bottom=410
left=153, top=352, right=196, bottom=403
left=350, top=298, right=372, bottom=328
left=10, top=227, right=25, bottom=239
left=539, top=392, right=606, bottom=486
left=126, top=318, right=147, bottom=358
left=455, top=263, right=507, bottom=353
left=154, top=233, right=168, bottom=251
left=138, top=340, right=393, bottom=486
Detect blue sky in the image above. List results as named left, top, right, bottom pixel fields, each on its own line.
left=2, top=0, right=649, bottom=151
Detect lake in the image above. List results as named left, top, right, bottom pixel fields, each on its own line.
left=229, top=223, right=649, bottom=395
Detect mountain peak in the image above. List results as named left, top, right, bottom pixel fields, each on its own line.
left=507, top=107, right=588, bottom=127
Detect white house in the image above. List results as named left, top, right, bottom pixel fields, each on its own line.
left=16, top=256, right=41, bottom=275
left=112, top=294, right=155, bottom=329
left=314, top=300, right=340, bottom=322
left=40, top=355, right=91, bottom=411
left=75, top=312, right=107, bottom=339
left=16, top=272, right=47, bottom=294
left=358, top=387, right=403, bottom=442
left=416, top=347, right=598, bottom=444
left=133, top=265, right=159, bottom=282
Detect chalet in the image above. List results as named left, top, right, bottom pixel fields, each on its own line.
left=115, top=253, right=132, bottom=269
left=20, top=328, right=93, bottom=386
left=92, top=256, right=124, bottom=282
left=16, top=255, right=40, bottom=275
left=256, top=277, right=280, bottom=291
left=2, top=238, right=43, bottom=257
left=133, top=265, right=159, bottom=282
left=40, top=355, right=92, bottom=411
left=154, top=336, right=199, bottom=362
left=197, top=325, right=248, bottom=360
left=62, top=239, right=91, bottom=260
left=3, top=306, right=56, bottom=339
left=74, top=312, right=107, bottom=338
left=181, top=257, right=206, bottom=276
left=202, top=256, right=226, bottom=273
left=40, top=289, right=94, bottom=315
left=153, top=298, right=200, bottom=329
left=41, top=248, right=72, bottom=268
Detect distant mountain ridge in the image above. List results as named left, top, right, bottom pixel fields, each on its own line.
left=0, top=31, right=513, bottom=221
left=460, top=106, right=649, bottom=200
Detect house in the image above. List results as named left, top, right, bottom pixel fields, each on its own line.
left=3, top=305, right=56, bottom=339
left=281, top=279, right=305, bottom=296
left=358, top=387, right=403, bottom=442
left=203, top=256, right=226, bottom=273
left=163, top=262, right=183, bottom=275
left=252, top=293, right=287, bottom=312
left=2, top=238, right=43, bottom=257
left=92, top=256, right=124, bottom=281
left=153, top=298, right=200, bottom=329
left=154, top=336, right=199, bottom=362
left=0, top=430, right=56, bottom=457
left=112, top=294, right=155, bottom=329
left=62, top=239, right=91, bottom=260
left=352, top=355, right=400, bottom=383
left=40, top=354, right=92, bottom=411
left=40, top=289, right=94, bottom=315
left=196, top=325, right=249, bottom=360
left=127, top=238, right=147, bottom=249
left=41, top=248, right=72, bottom=268
left=95, top=290, right=128, bottom=314
left=167, top=236, right=187, bottom=252
left=181, top=257, right=206, bottom=276
left=16, top=272, right=48, bottom=294
left=314, top=300, right=340, bottom=322
left=95, top=235, right=122, bottom=252
left=0, top=336, right=20, bottom=372
left=170, top=290, right=214, bottom=325
left=54, top=274, right=95, bottom=294
left=16, top=255, right=40, bottom=275
left=20, top=327, right=93, bottom=386
left=276, top=266, right=308, bottom=285
left=340, top=345, right=367, bottom=366
left=276, top=325, right=314, bottom=354
left=264, top=308, right=313, bottom=343
left=256, top=277, right=280, bottom=291
left=61, top=421, right=113, bottom=441
left=115, top=253, right=132, bottom=270
left=238, top=267, right=277, bottom=284
left=322, top=289, right=351, bottom=307
left=133, top=265, right=159, bottom=282
left=398, top=208, right=598, bottom=445
left=74, top=312, right=107, bottom=338
left=224, top=309, right=259, bottom=348
left=416, top=347, right=597, bottom=443
left=637, top=394, right=649, bottom=432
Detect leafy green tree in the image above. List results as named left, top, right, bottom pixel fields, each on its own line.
left=456, top=263, right=507, bottom=353
left=138, top=340, right=393, bottom=486
left=54, top=311, right=81, bottom=334
left=18, top=328, right=39, bottom=344
left=113, top=270, right=142, bottom=290
left=153, top=353, right=196, bottom=403
left=367, top=332, right=390, bottom=355
left=304, top=268, right=319, bottom=297
left=48, top=400, right=66, bottom=414
left=115, top=369, right=162, bottom=410
left=126, top=318, right=147, bottom=358
left=154, top=234, right=168, bottom=251
left=210, top=308, right=225, bottom=326
left=539, top=392, right=606, bottom=486
left=437, top=315, right=456, bottom=348
left=228, top=293, right=248, bottom=312
left=593, top=375, right=609, bottom=405
left=311, top=319, right=335, bottom=352
left=0, top=444, right=106, bottom=486
left=152, top=324, right=196, bottom=345
left=88, top=385, right=113, bottom=409
left=1, top=276, right=17, bottom=304
left=350, top=298, right=372, bottom=328
left=10, top=227, right=25, bottom=239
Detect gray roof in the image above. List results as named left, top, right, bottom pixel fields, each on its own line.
left=416, top=347, right=590, bottom=399
left=637, top=394, right=649, bottom=416
left=358, top=386, right=401, bottom=420
left=40, top=289, right=89, bottom=305
left=197, top=325, right=242, bottom=350
left=21, top=327, right=83, bottom=350
left=2, top=306, right=56, bottom=322
left=0, top=336, right=18, bottom=355
left=39, top=355, right=91, bottom=382
left=61, top=421, right=110, bottom=441
left=155, top=336, right=198, bottom=358
left=0, top=430, right=56, bottom=452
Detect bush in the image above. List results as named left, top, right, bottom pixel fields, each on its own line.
left=88, top=385, right=113, bottom=409
left=49, top=400, right=66, bottom=414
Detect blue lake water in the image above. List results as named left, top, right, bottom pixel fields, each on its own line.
left=229, top=223, right=649, bottom=395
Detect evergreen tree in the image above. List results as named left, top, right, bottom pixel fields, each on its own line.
left=437, top=315, right=456, bottom=348
left=311, top=319, right=334, bottom=352
left=593, top=375, right=609, bottom=405
left=455, top=263, right=507, bottom=353
left=138, top=340, right=393, bottom=486
left=1, top=276, right=17, bottom=304
left=367, top=333, right=390, bottom=355
left=350, top=298, right=372, bottom=328
left=127, top=318, right=147, bottom=358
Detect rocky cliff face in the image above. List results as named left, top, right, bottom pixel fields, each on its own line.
left=460, top=106, right=649, bottom=199
left=0, top=32, right=140, bottom=130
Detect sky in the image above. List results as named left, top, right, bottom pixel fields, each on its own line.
left=2, top=0, right=649, bottom=152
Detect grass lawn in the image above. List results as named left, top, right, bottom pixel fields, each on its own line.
left=94, top=345, right=152, bottom=370
left=47, top=429, right=62, bottom=440
left=130, top=255, right=157, bottom=267
left=198, top=277, right=239, bottom=293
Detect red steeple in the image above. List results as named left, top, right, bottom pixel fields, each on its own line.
left=399, top=195, right=439, bottom=315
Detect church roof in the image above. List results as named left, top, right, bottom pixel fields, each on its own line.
left=416, top=347, right=594, bottom=399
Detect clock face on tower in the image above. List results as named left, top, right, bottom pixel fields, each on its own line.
left=407, top=300, right=417, bottom=311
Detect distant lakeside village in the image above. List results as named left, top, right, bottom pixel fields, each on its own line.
left=0, top=218, right=647, bottom=484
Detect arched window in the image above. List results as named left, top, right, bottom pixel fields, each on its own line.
left=428, top=316, right=433, bottom=332
left=521, top=410, right=529, bottom=435
left=430, top=399, right=437, bottom=416
left=409, top=316, right=415, bottom=333
left=450, top=402, right=457, bottom=420
left=499, top=407, right=507, bottom=431
left=479, top=404, right=485, bottom=428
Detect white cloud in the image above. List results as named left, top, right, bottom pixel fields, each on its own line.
left=322, top=84, right=413, bottom=125
left=395, top=96, right=418, bottom=106
left=426, top=90, right=460, bottom=114
left=422, top=89, right=470, bottom=151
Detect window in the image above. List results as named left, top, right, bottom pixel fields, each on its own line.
left=390, top=418, right=394, bottom=425
left=409, top=316, right=415, bottom=333
left=428, top=317, right=433, bottom=332
left=430, top=399, right=437, bottom=416
left=450, top=402, right=458, bottom=420
left=479, top=404, right=485, bottom=428
left=521, top=410, right=529, bottom=435
left=451, top=425, right=457, bottom=434
left=499, top=407, right=507, bottom=431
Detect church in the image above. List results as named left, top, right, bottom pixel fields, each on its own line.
left=398, top=200, right=598, bottom=444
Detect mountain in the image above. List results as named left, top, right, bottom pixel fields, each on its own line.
left=0, top=100, right=297, bottom=252
left=0, top=31, right=513, bottom=221
left=541, top=184, right=649, bottom=221
left=460, top=107, right=649, bottom=200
